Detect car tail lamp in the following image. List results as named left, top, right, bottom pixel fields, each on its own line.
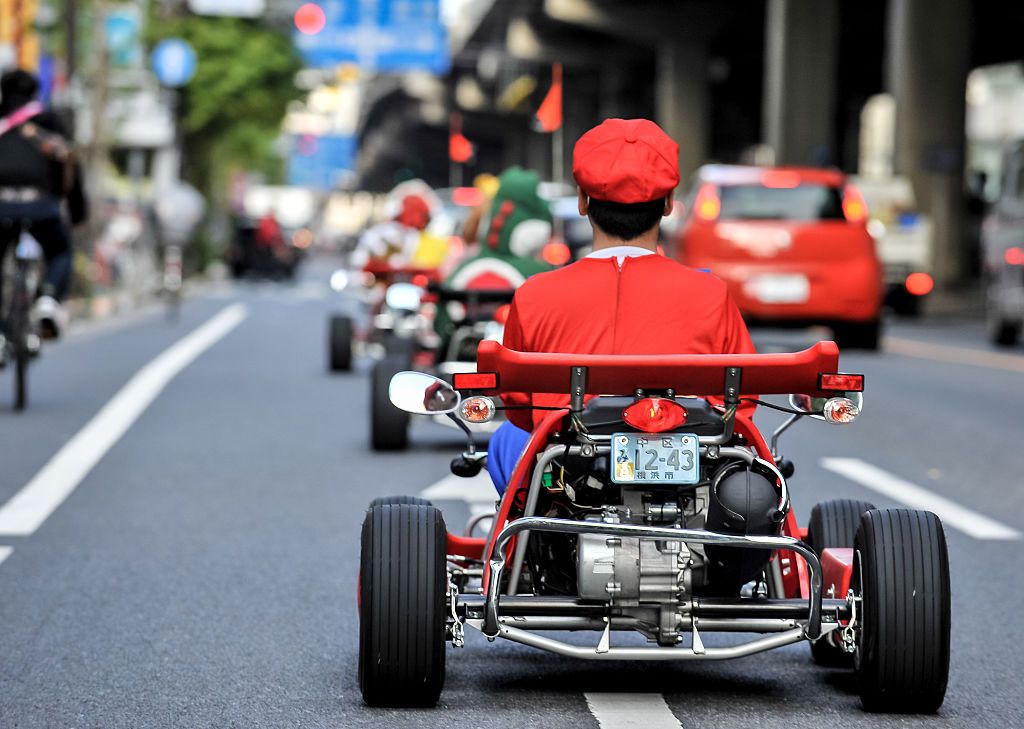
left=819, top=373, right=864, bottom=392
left=1005, top=247, right=1024, bottom=266
left=822, top=397, right=860, bottom=424
left=905, top=272, right=934, bottom=296
left=622, top=397, right=687, bottom=433
left=694, top=185, right=721, bottom=222
left=542, top=240, right=571, bottom=265
left=842, top=185, right=868, bottom=223
left=493, top=304, right=511, bottom=324
left=453, top=372, right=498, bottom=390
left=459, top=396, right=496, bottom=423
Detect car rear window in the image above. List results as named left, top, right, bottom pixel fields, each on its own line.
left=718, top=184, right=845, bottom=222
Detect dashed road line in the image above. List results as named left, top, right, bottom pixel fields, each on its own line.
left=0, top=546, right=11, bottom=568
left=884, top=336, right=1024, bottom=374
left=0, top=304, right=248, bottom=536
left=585, top=693, right=684, bottom=729
left=821, top=457, right=1022, bottom=540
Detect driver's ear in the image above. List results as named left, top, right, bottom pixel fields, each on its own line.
left=663, top=193, right=676, bottom=217
left=578, top=187, right=589, bottom=216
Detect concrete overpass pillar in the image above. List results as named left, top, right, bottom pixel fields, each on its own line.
left=761, top=0, right=839, bottom=166
left=887, top=0, right=971, bottom=286
left=657, top=42, right=709, bottom=185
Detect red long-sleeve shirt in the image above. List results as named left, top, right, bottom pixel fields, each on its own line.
left=501, top=254, right=755, bottom=431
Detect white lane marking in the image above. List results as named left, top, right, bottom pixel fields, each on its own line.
left=585, top=693, right=683, bottom=729
left=884, top=336, right=1024, bottom=374
left=821, top=457, right=1022, bottom=541
left=421, top=471, right=497, bottom=518
left=0, top=304, right=249, bottom=536
left=0, top=546, right=12, bottom=568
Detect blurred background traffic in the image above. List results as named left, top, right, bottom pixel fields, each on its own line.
left=2, top=0, right=1023, bottom=346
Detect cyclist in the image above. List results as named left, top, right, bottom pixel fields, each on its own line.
left=0, top=69, right=87, bottom=339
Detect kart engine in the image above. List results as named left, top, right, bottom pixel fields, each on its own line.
left=573, top=461, right=781, bottom=646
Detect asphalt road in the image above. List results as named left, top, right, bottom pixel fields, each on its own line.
left=1, top=261, right=1022, bottom=728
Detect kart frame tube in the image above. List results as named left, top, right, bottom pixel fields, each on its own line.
left=485, top=517, right=825, bottom=641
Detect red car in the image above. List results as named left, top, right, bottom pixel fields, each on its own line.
left=675, top=165, right=884, bottom=349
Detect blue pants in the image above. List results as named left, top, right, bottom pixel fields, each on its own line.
left=0, top=200, right=72, bottom=301
left=487, top=420, right=531, bottom=495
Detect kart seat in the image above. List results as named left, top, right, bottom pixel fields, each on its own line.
left=581, top=396, right=726, bottom=436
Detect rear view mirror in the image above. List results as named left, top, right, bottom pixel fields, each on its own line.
left=385, top=283, right=424, bottom=312
left=389, top=372, right=461, bottom=415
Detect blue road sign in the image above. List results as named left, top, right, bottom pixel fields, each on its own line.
left=152, top=38, right=198, bottom=88
left=295, top=0, right=449, bottom=74
left=288, top=134, right=357, bottom=191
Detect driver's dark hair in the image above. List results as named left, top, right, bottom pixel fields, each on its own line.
left=587, top=197, right=665, bottom=241
left=0, top=69, right=39, bottom=102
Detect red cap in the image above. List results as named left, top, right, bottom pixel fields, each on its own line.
left=572, top=118, right=680, bottom=204
left=397, top=194, right=431, bottom=230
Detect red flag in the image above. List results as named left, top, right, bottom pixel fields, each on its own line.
left=535, top=63, right=563, bottom=133
left=449, top=113, right=474, bottom=163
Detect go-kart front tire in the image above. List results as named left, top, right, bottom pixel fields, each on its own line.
left=328, top=315, right=353, bottom=372
left=368, top=495, right=432, bottom=508
left=854, top=509, right=950, bottom=713
left=359, top=504, right=448, bottom=707
left=806, top=499, right=876, bottom=667
left=370, top=356, right=410, bottom=450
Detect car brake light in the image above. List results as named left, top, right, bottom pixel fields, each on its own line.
left=842, top=185, right=868, bottom=223
left=542, top=240, right=571, bottom=265
left=493, top=304, right=511, bottom=324
left=761, top=170, right=801, bottom=188
left=905, top=272, right=933, bottom=296
left=453, top=372, right=498, bottom=390
left=822, top=397, right=860, bottom=424
left=819, top=373, right=864, bottom=392
left=694, top=185, right=721, bottom=222
left=1005, top=247, right=1024, bottom=266
left=622, top=397, right=687, bottom=433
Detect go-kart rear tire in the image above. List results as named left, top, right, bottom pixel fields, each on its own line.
left=806, top=499, right=876, bottom=667
left=854, top=509, right=950, bottom=713
left=359, top=504, right=447, bottom=707
left=328, top=315, right=353, bottom=372
left=368, top=495, right=432, bottom=508
left=370, top=356, right=410, bottom=450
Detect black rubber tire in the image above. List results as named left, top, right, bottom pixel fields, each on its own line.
left=370, top=355, right=410, bottom=451
left=806, top=499, right=876, bottom=667
left=368, top=495, right=432, bottom=508
left=359, top=504, right=447, bottom=707
left=13, top=345, right=26, bottom=411
left=853, top=509, right=950, bottom=713
left=990, top=318, right=1020, bottom=347
left=834, top=319, right=881, bottom=351
left=328, top=315, right=353, bottom=372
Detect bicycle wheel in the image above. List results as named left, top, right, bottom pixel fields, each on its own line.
left=11, top=262, right=30, bottom=411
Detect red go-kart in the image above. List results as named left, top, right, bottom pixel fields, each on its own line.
left=358, top=341, right=950, bottom=713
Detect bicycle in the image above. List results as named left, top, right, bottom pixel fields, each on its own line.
left=0, top=222, right=43, bottom=410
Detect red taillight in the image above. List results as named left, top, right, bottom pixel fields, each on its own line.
left=694, top=185, right=721, bottom=222
left=1005, top=247, right=1024, bottom=266
left=453, top=372, right=498, bottom=390
left=412, top=273, right=429, bottom=287
left=905, top=272, right=933, bottom=296
left=819, top=373, right=864, bottom=392
left=493, top=304, right=511, bottom=324
left=842, top=185, right=868, bottom=223
left=542, top=240, right=571, bottom=266
left=622, top=398, right=687, bottom=433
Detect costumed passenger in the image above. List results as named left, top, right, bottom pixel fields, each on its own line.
left=487, top=118, right=756, bottom=494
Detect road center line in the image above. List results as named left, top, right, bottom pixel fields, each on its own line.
left=0, top=303, right=248, bottom=536
left=883, top=336, right=1024, bottom=374
left=0, top=546, right=12, bottom=568
left=821, top=457, right=1022, bottom=541
left=585, top=693, right=683, bottom=729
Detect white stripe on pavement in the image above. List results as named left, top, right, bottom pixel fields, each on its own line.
left=0, top=546, right=12, bottom=568
left=884, top=336, right=1024, bottom=374
left=420, top=471, right=496, bottom=517
left=820, top=457, right=1022, bottom=541
left=585, top=693, right=683, bottom=729
left=0, top=304, right=248, bottom=536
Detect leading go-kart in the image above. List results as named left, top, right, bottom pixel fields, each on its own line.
left=358, top=341, right=951, bottom=712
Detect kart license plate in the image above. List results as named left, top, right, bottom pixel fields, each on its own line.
left=749, top=274, right=810, bottom=304
left=611, top=433, right=700, bottom=485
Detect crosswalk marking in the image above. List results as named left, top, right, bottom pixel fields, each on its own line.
left=821, top=457, right=1022, bottom=541
left=585, top=693, right=684, bottom=729
left=0, top=546, right=11, bottom=568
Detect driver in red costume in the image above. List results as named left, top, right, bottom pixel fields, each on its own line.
left=487, top=118, right=755, bottom=492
